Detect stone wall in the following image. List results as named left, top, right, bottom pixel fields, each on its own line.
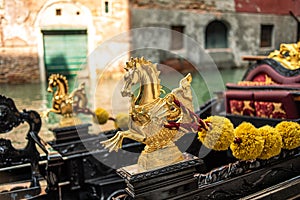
left=130, top=0, right=235, bottom=12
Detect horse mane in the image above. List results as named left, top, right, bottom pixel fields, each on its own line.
left=125, top=57, right=161, bottom=85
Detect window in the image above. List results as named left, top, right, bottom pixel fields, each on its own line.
left=102, top=0, right=112, bottom=15
left=105, top=1, right=109, bottom=13
left=171, top=25, right=185, bottom=50
left=260, top=25, right=273, bottom=47
left=205, top=21, right=228, bottom=49
left=56, top=9, right=61, bottom=16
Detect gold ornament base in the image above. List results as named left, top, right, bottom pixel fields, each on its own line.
left=138, top=144, right=184, bottom=171
left=117, top=153, right=203, bottom=199
left=59, top=116, right=82, bottom=127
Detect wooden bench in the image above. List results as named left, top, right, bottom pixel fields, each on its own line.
left=241, top=55, right=268, bottom=61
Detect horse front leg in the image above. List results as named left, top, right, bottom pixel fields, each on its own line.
left=42, top=107, right=61, bottom=118
left=101, top=129, right=145, bottom=152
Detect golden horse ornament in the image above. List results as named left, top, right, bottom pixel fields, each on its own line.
left=101, top=57, right=208, bottom=170
left=268, top=41, right=300, bottom=70
left=45, top=74, right=94, bottom=126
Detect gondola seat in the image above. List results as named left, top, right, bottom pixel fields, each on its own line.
left=225, top=90, right=300, bottom=119
left=225, top=59, right=300, bottom=120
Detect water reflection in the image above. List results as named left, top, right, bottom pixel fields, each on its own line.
left=0, top=68, right=246, bottom=148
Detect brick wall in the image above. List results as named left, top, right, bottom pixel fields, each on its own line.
left=0, top=47, right=39, bottom=84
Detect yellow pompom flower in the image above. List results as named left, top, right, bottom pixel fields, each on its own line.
left=230, top=122, right=264, bottom=160
left=114, top=113, right=129, bottom=130
left=198, top=116, right=234, bottom=151
left=275, top=121, right=300, bottom=150
left=257, top=125, right=282, bottom=160
left=93, top=108, right=109, bottom=124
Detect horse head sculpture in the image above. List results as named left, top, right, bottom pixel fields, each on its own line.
left=45, top=74, right=73, bottom=117
left=44, top=74, right=94, bottom=126
left=101, top=57, right=208, bottom=170
left=268, top=41, right=300, bottom=70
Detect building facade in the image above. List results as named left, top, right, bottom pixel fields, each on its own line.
left=0, top=0, right=299, bottom=83
left=130, top=0, right=299, bottom=69
left=0, top=0, right=129, bottom=83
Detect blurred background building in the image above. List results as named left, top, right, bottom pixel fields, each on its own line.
left=0, top=0, right=299, bottom=83
left=0, top=0, right=129, bottom=83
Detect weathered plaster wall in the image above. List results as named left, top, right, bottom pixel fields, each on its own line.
left=234, top=13, right=297, bottom=55
left=130, top=2, right=297, bottom=68
left=130, top=0, right=235, bottom=12
left=0, top=0, right=298, bottom=83
left=0, top=0, right=129, bottom=83
left=0, top=47, right=39, bottom=83
left=235, top=0, right=300, bottom=16
left=0, top=0, right=43, bottom=83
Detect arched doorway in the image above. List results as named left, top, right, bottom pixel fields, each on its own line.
left=35, top=1, right=94, bottom=81
left=205, top=20, right=228, bottom=49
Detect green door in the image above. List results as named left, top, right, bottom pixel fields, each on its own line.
left=42, top=29, right=87, bottom=77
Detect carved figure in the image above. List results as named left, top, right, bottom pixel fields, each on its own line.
left=70, top=82, right=94, bottom=116
left=44, top=74, right=94, bottom=126
left=101, top=57, right=207, bottom=170
left=46, top=74, right=94, bottom=117
left=268, top=42, right=300, bottom=70
left=45, top=74, right=73, bottom=117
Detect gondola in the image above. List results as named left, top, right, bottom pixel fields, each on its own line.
left=1, top=43, right=300, bottom=200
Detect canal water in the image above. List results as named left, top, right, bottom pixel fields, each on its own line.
left=0, top=68, right=246, bottom=148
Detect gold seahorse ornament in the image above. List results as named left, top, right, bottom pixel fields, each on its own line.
left=268, top=41, right=300, bottom=70
left=44, top=74, right=94, bottom=126
left=101, top=57, right=208, bottom=170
